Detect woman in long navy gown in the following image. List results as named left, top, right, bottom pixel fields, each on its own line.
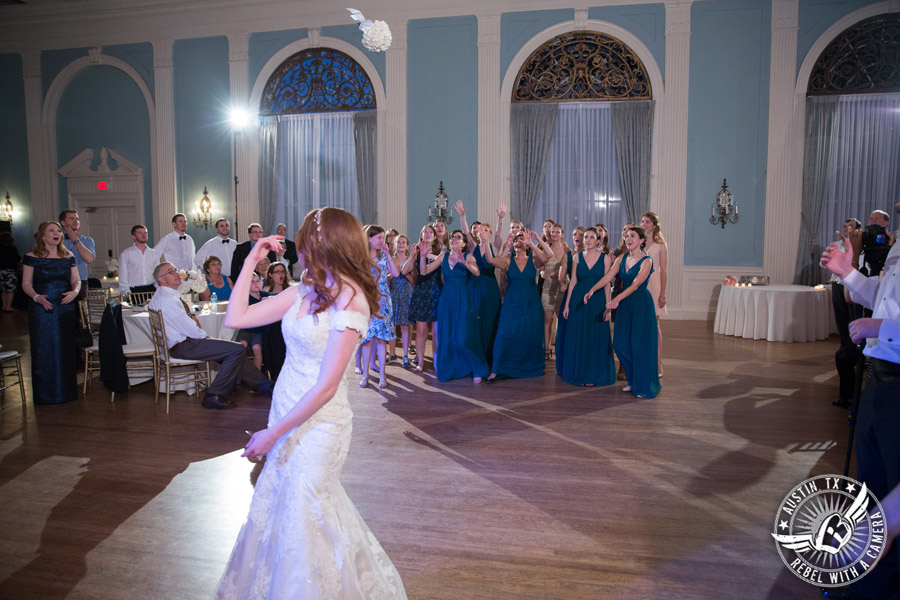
left=584, top=227, right=660, bottom=398
left=485, top=230, right=552, bottom=381
left=555, top=226, right=585, bottom=375
left=21, top=221, right=81, bottom=404
left=431, top=231, right=488, bottom=383
left=560, top=227, right=616, bottom=386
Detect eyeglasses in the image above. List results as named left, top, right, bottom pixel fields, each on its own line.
left=451, top=235, right=464, bottom=240
left=160, top=269, right=178, bottom=277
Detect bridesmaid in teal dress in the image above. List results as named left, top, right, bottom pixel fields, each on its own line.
left=555, top=226, right=585, bottom=375
left=560, top=227, right=616, bottom=386
left=585, top=226, right=660, bottom=398
left=485, top=230, right=552, bottom=381
left=432, top=231, right=488, bottom=383
left=21, top=221, right=81, bottom=404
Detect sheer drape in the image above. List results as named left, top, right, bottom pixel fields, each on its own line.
left=270, top=112, right=360, bottom=240
left=533, top=102, right=627, bottom=236
left=510, top=103, right=559, bottom=228
left=353, top=111, right=377, bottom=225
left=258, top=117, right=279, bottom=233
left=610, top=100, right=654, bottom=223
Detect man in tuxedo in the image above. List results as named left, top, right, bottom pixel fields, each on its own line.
left=154, top=213, right=195, bottom=271
left=230, top=222, right=288, bottom=282
left=195, top=218, right=236, bottom=275
left=275, top=223, right=298, bottom=273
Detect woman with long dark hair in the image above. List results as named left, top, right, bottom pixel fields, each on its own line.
left=360, top=225, right=399, bottom=389
left=406, top=224, right=442, bottom=372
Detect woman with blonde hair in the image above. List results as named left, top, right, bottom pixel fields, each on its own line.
left=22, top=221, right=80, bottom=404
left=199, top=255, right=232, bottom=301
left=640, top=211, right=668, bottom=376
left=218, top=207, right=406, bottom=599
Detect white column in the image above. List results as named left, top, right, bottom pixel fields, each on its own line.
left=383, top=20, right=408, bottom=234
left=477, top=14, right=501, bottom=226
left=228, top=32, right=253, bottom=239
left=658, top=0, right=692, bottom=317
left=152, top=39, right=176, bottom=239
left=21, top=50, right=54, bottom=226
left=763, top=0, right=801, bottom=284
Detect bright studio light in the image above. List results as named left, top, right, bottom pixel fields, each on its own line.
left=229, top=107, right=250, bottom=129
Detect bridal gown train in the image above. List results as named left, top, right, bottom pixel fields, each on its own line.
left=215, top=290, right=407, bottom=599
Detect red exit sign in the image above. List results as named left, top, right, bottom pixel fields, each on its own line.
left=97, top=182, right=108, bottom=191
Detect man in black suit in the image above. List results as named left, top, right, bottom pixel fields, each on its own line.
left=230, top=222, right=287, bottom=282
left=275, top=223, right=298, bottom=273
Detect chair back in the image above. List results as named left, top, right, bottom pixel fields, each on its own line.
left=128, top=291, right=155, bottom=306
left=86, top=288, right=110, bottom=331
left=146, top=308, right=172, bottom=363
left=77, top=299, right=91, bottom=330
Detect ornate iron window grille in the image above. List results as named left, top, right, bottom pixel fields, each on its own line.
left=260, top=48, right=376, bottom=115
left=808, top=13, right=900, bottom=96
left=512, top=31, right=651, bottom=103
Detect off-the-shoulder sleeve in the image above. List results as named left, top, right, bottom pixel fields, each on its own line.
left=329, top=309, right=370, bottom=335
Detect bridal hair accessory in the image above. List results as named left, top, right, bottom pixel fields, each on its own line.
left=314, top=208, right=324, bottom=241
left=347, top=8, right=392, bottom=52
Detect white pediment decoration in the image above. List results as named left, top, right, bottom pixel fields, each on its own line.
left=58, top=147, right=143, bottom=179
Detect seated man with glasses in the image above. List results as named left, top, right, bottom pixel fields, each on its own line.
left=148, top=262, right=273, bottom=409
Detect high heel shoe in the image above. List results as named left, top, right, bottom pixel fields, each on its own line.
left=415, top=364, right=424, bottom=373
left=379, top=372, right=388, bottom=389
left=359, top=376, right=369, bottom=388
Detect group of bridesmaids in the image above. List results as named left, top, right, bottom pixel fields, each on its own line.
left=356, top=203, right=668, bottom=399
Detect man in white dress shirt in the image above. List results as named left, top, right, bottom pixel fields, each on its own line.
left=194, top=218, right=236, bottom=275
left=148, top=262, right=272, bottom=410
left=154, top=213, right=195, bottom=271
left=118, top=225, right=159, bottom=296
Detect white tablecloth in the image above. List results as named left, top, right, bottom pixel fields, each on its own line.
left=713, top=284, right=837, bottom=342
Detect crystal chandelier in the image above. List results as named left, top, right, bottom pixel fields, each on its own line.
left=710, top=179, right=738, bottom=229
left=428, top=181, right=453, bottom=225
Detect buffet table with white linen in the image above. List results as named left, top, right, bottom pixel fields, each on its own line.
left=713, top=284, right=837, bottom=343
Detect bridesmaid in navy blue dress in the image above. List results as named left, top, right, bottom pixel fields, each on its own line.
left=584, top=227, right=660, bottom=398
left=432, top=231, right=488, bottom=383
left=555, top=226, right=585, bottom=375
left=485, top=230, right=552, bottom=381
left=21, top=221, right=81, bottom=404
left=560, top=227, right=616, bottom=386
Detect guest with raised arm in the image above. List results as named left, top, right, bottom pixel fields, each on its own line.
left=584, top=226, right=660, bottom=398
left=59, top=209, right=94, bottom=300
left=359, top=225, right=399, bottom=389
left=641, top=211, right=668, bottom=377
left=389, top=235, right=415, bottom=367
left=407, top=224, right=442, bottom=372
left=434, top=230, right=488, bottom=383
left=560, top=227, right=615, bottom=386
left=484, top=229, right=549, bottom=382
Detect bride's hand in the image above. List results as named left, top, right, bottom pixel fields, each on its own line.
left=248, top=235, right=284, bottom=263
left=242, top=428, right=278, bottom=462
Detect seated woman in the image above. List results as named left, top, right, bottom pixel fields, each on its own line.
left=254, top=256, right=271, bottom=280
left=199, top=255, right=232, bottom=301
left=262, top=261, right=292, bottom=294
left=235, top=272, right=272, bottom=371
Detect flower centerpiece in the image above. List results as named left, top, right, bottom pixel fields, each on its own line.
left=347, top=8, right=392, bottom=52
left=178, top=268, right=208, bottom=304
left=106, top=257, right=119, bottom=278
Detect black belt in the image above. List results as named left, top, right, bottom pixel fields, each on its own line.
left=872, top=358, right=900, bottom=381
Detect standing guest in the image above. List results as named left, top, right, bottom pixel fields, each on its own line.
left=384, top=228, right=400, bottom=256
left=641, top=211, right=668, bottom=376
left=274, top=223, right=298, bottom=274
left=59, top=209, right=95, bottom=300
left=230, top=222, right=285, bottom=282
left=234, top=272, right=271, bottom=371
left=585, top=227, right=660, bottom=399
left=455, top=201, right=501, bottom=363
left=155, top=213, right=195, bottom=271
left=194, top=219, right=236, bottom=276
left=484, top=230, right=550, bottom=381
left=148, top=262, right=271, bottom=409
left=555, top=226, right=586, bottom=375
left=561, top=227, right=616, bottom=386
left=199, top=256, right=232, bottom=302
left=262, top=261, right=292, bottom=294
left=118, top=224, right=160, bottom=297
left=432, top=219, right=450, bottom=252
left=360, top=225, right=399, bottom=389
left=389, top=235, right=414, bottom=367
left=612, top=223, right=634, bottom=381
left=540, top=223, right=568, bottom=359
left=406, top=224, right=442, bottom=373
left=0, top=232, right=21, bottom=312
left=21, top=222, right=80, bottom=404
left=825, top=218, right=864, bottom=408
left=432, top=230, right=488, bottom=383
left=217, top=208, right=406, bottom=599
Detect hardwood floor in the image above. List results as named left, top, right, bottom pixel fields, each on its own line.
left=0, top=312, right=853, bottom=599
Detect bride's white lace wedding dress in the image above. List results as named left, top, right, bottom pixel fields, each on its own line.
left=214, top=292, right=407, bottom=599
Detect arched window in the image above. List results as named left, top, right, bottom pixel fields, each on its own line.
left=510, top=31, right=653, bottom=236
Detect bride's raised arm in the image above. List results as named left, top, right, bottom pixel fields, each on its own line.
left=225, top=234, right=299, bottom=329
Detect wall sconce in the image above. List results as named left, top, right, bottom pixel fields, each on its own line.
left=427, top=181, right=453, bottom=225
left=193, top=186, right=212, bottom=229
left=0, top=192, right=13, bottom=225
left=710, top=178, right=738, bottom=229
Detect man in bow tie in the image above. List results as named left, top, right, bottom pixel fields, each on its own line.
left=155, top=213, right=196, bottom=270
left=194, top=218, right=236, bottom=275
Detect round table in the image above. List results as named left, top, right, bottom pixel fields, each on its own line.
left=713, top=284, right=837, bottom=343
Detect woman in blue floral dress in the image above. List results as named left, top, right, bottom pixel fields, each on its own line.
left=360, top=225, right=399, bottom=389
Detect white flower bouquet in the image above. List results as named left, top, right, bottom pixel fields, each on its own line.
left=106, top=257, right=119, bottom=277
left=177, top=268, right=208, bottom=295
left=348, top=8, right=392, bottom=52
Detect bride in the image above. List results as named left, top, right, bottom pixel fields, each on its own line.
left=216, top=207, right=407, bottom=599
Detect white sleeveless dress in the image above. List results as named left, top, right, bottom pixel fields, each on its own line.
left=645, top=241, right=668, bottom=317
left=214, top=290, right=407, bottom=599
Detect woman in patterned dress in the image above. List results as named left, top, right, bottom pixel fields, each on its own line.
left=360, top=225, right=399, bottom=389
left=389, top=235, right=415, bottom=368
left=540, top=223, right=568, bottom=359
left=406, top=224, right=443, bottom=373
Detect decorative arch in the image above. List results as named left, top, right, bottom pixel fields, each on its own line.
left=41, top=55, right=157, bottom=217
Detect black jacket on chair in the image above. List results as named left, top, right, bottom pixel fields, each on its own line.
left=99, top=303, right=129, bottom=394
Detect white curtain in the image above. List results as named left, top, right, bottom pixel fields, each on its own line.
left=532, top=102, right=627, bottom=237
left=817, top=93, right=900, bottom=265
left=273, top=112, right=360, bottom=236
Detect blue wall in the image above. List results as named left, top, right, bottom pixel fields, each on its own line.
left=797, top=0, right=882, bottom=73
left=42, top=48, right=88, bottom=99
left=407, top=17, right=478, bottom=234
left=173, top=37, right=231, bottom=246
left=56, top=65, right=153, bottom=237
left=249, top=29, right=307, bottom=98
left=0, top=54, right=33, bottom=252
left=104, top=43, right=154, bottom=95
left=685, top=0, right=770, bottom=267
left=500, top=9, right=573, bottom=82
left=589, top=4, right=666, bottom=77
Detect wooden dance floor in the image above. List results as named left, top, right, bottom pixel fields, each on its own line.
left=0, top=315, right=853, bottom=599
